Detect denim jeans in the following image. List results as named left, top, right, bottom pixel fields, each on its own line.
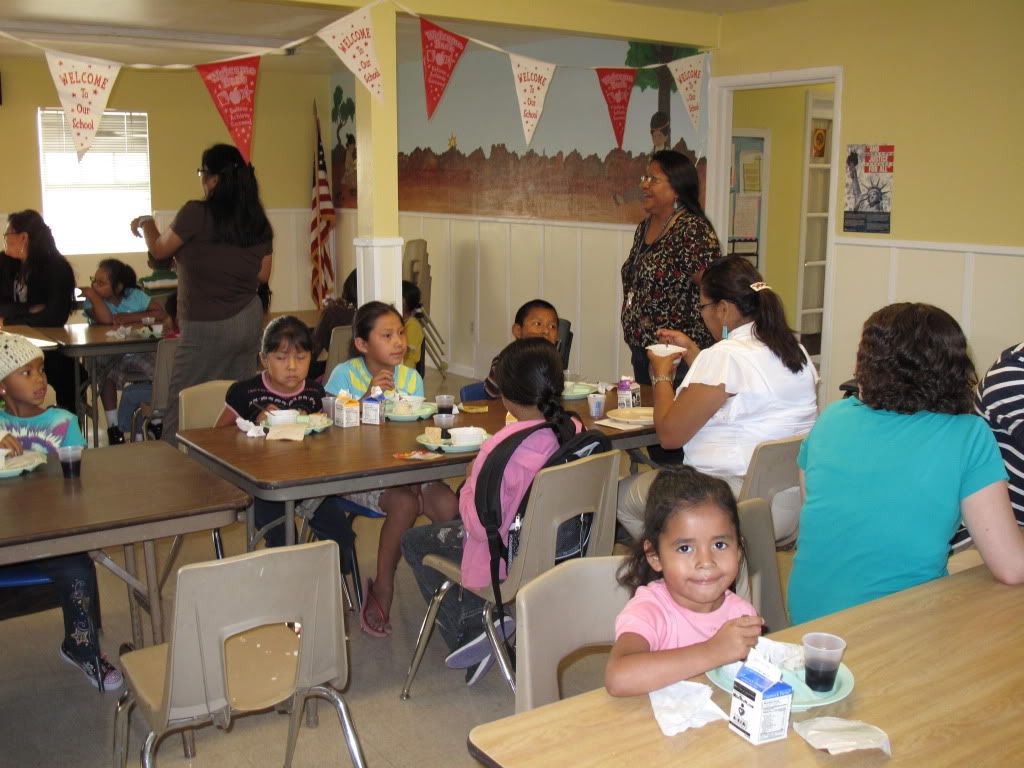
left=400, top=521, right=487, bottom=652
left=31, top=553, right=100, bottom=660
left=254, top=497, right=356, bottom=564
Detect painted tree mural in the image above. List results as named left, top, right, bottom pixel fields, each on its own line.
left=625, top=43, right=698, bottom=147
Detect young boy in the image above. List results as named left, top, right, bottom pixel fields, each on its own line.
left=0, top=332, right=122, bottom=691
left=483, top=299, right=560, bottom=399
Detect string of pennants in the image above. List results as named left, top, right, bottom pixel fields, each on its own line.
left=0, top=0, right=708, bottom=159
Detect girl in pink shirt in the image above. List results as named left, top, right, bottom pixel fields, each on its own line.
left=606, top=468, right=763, bottom=696
left=401, top=337, right=580, bottom=685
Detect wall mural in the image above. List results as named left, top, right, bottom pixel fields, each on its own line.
left=330, top=37, right=707, bottom=224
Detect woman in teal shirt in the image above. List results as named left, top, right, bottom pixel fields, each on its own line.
left=788, top=303, right=1024, bottom=623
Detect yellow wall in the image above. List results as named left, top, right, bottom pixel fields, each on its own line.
left=0, top=56, right=330, bottom=213
left=718, top=0, right=1024, bottom=247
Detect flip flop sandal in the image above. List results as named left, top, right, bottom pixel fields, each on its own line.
left=359, top=578, right=391, bottom=638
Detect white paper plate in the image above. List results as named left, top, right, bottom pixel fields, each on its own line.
left=606, top=407, right=655, bottom=425
left=386, top=403, right=438, bottom=421
left=416, top=432, right=491, bottom=453
left=706, top=662, right=854, bottom=712
left=562, top=383, right=598, bottom=400
left=0, top=452, right=48, bottom=479
left=646, top=343, right=686, bottom=357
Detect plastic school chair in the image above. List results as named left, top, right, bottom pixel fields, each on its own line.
left=112, top=542, right=367, bottom=768
left=738, top=435, right=805, bottom=549
left=459, top=381, right=489, bottom=402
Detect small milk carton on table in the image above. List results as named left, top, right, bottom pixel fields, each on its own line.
left=728, top=648, right=793, bottom=745
left=334, top=390, right=361, bottom=428
left=361, top=387, right=386, bottom=425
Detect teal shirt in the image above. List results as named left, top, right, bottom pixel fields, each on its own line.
left=324, top=357, right=423, bottom=398
left=788, top=397, right=1007, bottom=624
left=0, top=407, right=86, bottom=455
left=83, top=286, right=152, bottom=324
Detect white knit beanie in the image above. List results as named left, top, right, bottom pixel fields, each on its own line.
left=0, top=333, right=44, bottom=382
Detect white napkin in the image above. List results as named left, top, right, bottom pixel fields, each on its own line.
left=592, top=418, right=639, bottom=431
left=236, top=417, right=266, bottom=438
left=266, top=424, right=306, bottom=441
left=648, top=680, right=728, bottom=736
left=793, top=717, right=892, bottom=756
left=754, top=637, right=804, bottom=672
left=0, top=447, right=8, bottom=469
left=105, top=327, right=131, bottom=339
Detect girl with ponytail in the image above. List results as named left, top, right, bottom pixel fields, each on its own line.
left=128, top=143, right=273, bottom=442
left=401, top=337, right=583, bottom=686
left=618, top=255, right=818, bottom=545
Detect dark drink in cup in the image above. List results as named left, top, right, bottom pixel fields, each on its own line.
left=435, top=395, right=455, bottom=415
left=58, top=446, right=83, bottom=480
left=437, top=405, right=453, bottom=415
left=61, top=458, right=82, bottom=479
left=804, top=662, right=839, bottom=692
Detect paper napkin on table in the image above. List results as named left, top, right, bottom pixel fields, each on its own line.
left=793, top=717, right=892, bottom=756
left=648, top=680, right=727, bottom=736
left=266, top=424, right=306, bottom=441
left=593, top=418, right=639, bottom=431
left=754, top=637, right=804, bottom=672
left=236, top=418, right=266, bottom=438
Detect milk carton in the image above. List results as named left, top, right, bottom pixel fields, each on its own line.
left=361, top=393, right=385, bottom=425
left=728, top=649, right=792, bottom=745
left=334, top=391, right=360, bottom=428
left=616, top=376, right=641, bottom=409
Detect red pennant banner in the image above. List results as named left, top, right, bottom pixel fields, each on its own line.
left=420, top=19, right=468, bottom=120
left=195, top=56, right=261, bottom=162
left=595, top=68, right=637, bottom=149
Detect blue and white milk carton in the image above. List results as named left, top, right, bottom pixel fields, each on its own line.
left=728, top=649, right=792, bottom=745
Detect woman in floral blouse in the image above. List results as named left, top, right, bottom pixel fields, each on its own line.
left=621, top=150, right=721, bottom=388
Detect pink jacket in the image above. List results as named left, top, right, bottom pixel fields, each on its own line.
left=459, top=417, right=580, bottom=589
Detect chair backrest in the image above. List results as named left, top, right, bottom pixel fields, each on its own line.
left=325, top=325, right=353, bottom=379
left=481, top=450, right=621, bottom=605
left=515, top=556, right=629, bottom=713
left=150, top=337, right=181, bottom=413
left=738, top=498, right=789, bottom=634
left=178, top=379, right=233, bottom=430
left=555, top=318, right=572, bottom=369
left=738, top=435, right=804, bottom=546
left=160, top=541, right=347, bottom=729
left=460, top=381, right=489, bottom=402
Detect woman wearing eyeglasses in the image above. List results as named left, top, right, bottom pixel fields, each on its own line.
left=129, top=143, right=272, bottom=442
left=1, top=210, right=79, bottom=410
left=621, top=150, right=721, bottom=464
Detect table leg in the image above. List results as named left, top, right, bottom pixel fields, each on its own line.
left=87, top=357, right=99, bottom=448
left=245, top=504, right=256, bottom=551
left=72, top=355, right=84, bottom=433
left=143, top=540, right=164, bottom=645
left=284, top=500, right=296, bottom=546
left=123, top=544, right=144, bottom=650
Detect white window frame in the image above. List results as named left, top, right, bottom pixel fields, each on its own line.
left=37, top=108, right=152, bottom=256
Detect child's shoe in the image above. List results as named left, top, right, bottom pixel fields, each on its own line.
left=107, top=426, right=125, bottom=445
left=59, top=641, right=124, bottom=691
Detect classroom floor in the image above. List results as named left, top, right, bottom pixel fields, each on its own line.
left=2, top=367, right=811, bottom=767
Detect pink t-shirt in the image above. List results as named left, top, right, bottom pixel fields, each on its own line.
left=615, top=580, right=756, bottom=652
left=459, top=417, right=580, bottom=589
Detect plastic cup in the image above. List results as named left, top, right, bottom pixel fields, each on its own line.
left=58, top=445, right=83, bottom=479
left=151, top=323, right=163, bottom=336
left=321, top=397, right=336, bottom=422
left=435, top=394, right=455, bottom=415
left=433, top=412, right=455, bottom=439
left=587, top=392, right=605, bottom=419
left=802, top=632, right=847, bottom=692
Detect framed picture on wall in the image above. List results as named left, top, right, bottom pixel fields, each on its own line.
left=811, top=127, right=827, bottom=158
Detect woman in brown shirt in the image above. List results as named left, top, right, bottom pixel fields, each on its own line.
left=130, top=144, right=273, bottom=441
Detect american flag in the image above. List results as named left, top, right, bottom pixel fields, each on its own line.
left=310, top=102, right=336, bottom=307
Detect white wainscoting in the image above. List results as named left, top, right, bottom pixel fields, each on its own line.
left=824, top=237, right=1024, bottom=404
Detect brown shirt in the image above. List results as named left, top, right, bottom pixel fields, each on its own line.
left=170, top=200, right=272, bottom=322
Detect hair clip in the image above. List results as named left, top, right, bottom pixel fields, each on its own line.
left=750, top=282, right=770, bottom=292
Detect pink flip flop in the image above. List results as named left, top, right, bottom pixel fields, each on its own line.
left=359, top=579, right=391, bottom=638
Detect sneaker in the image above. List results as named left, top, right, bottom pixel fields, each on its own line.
left=446, top=616, right=515, bottom=669
left=106, top=426, right=125, bottom=446
left=465, top=654, right=495, bottom=686
left=59, top=642, right=124, bottom=691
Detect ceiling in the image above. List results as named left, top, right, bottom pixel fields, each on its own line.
left=0, top=0, right=800, bottom=72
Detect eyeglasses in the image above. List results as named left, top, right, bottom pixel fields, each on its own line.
left=639, top=174, right=668, bottom=185
left=2, top=230, right=16, bottom=239
left=698, top=301, right=717, bottom=312
left=90, top=275, right=110, bottom=286
left=196, top=168, right=211, bottom=177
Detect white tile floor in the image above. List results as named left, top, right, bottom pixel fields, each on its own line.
left=0, top=368, right=611, bottom=767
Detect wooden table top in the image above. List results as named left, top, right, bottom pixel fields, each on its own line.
left=39, top=322, right=162, bottom=354
left=177, top=390, right=656, bottom=498
left=0, top=441, right=250, bottom=559
left=468, top=565, right=1024, bottom=767
left=1, top=324, right=60, bottom=350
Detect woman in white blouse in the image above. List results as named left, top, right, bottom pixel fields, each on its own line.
left=618, top=255, right=818, bottom=540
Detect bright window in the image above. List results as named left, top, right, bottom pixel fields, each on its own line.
left=37, top=108, right=152, bottom=255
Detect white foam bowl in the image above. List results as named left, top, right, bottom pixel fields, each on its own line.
left=448, top=426, right=485, bottom=446
left=400, top=395, right=426, bottom=409
left=266, top=409, right=300, bottom=425
left=646, top=343, right=686, bottom=357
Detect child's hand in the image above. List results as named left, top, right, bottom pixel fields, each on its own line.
left=1, top=433, right=24, bottom=456
left=255, top=404, right=279, bottom=423
left=369, top=367, right=394, bottom=392
left=709, top=615, right=764, bottom=663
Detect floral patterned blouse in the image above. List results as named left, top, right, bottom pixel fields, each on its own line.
left=620, top=209, right=720, bottom=349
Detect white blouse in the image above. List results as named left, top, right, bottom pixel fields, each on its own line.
left=677, top=322, right=819, bottom=477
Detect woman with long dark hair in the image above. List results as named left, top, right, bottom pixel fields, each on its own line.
left=788, top=303, right=1024, bottom=623
left=1, top=210, right=79, bottom=409
left=130, top=143, right=273, bottom=441
left=617, top=255, right=818, bottom=542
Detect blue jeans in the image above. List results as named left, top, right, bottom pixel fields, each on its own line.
left=401, top=521, right=486, bottom=652
left=31, top=554, right=100, bottom=660
left=254, top=497, right=356, bottom=572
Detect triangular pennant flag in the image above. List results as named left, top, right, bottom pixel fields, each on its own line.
left=667, top=53, right=707, bottom=135
left=509, top=54, right=556, bottom=145
left=420, top=18, right=468, bottom=120
left=45, top=51, right=121, bottom=160
left=317, top=8, right=384, bottom=103
left=595, top=68, right=637, bottom=149
left=195, top=56, right=261, bottom=163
